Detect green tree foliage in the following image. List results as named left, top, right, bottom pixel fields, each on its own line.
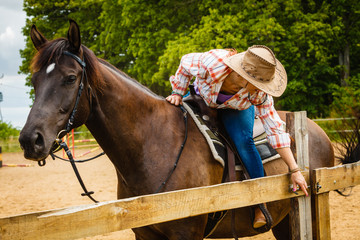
left=331, top=74, right=360, bottom=118
left=19, top=0, right=360, bottom=118
left=20, top=0, right=104, bottom=100
left=0, top=122, right=20, bottom=139
left=98, top=0, right=210, bottom=94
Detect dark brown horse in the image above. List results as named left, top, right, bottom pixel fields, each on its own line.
left=19, top=20, right=334, bottom=240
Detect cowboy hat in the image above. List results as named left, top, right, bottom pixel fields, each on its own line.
left=223, top=45, right=287, bottom=97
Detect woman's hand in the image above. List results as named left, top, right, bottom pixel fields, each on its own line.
left=276, top=147, right=309, bottom=196
left=166, top=94, right=183, bottom=106
left=290, top=170, right=308, bottom=196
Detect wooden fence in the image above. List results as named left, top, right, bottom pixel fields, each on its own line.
left=0, top=111, right=359, bottom=240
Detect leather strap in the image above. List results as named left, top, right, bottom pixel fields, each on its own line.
left=226, top=145, right=239, bottom=240
left=226, top=145, right=237, bottom=182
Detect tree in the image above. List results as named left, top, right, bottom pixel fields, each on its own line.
left=19, top=0, right=360, bottom=118
left=20, top=0, right=104, bottom=100
left=0, top=121, right=20, bottom=139
left=98, top=0, right=212, bottom=94
left=154, top=0, right=341, bottom=117
left=327, top=0, right=360, bottom=86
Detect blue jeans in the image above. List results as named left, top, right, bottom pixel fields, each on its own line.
left=220, top=106, right=264, bottom=179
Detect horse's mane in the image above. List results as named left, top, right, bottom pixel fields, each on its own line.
left=98, top=58, right=161, bottom=98
left=98, top=58, right=132, bottom=80
left=30, top=38, right=104, bottom=91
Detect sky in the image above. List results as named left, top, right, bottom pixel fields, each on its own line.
left=0, top=0, right=32, bottom=129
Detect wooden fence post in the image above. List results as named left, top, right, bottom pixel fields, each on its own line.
left=314, top=192, right=331, bottom=240
left=286, top=111, right=313, bottom=240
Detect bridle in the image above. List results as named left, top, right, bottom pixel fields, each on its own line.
left=38, top=50, right=101, bottom=203
left=38, top=50, right=88, bottom=165
left=63, top=51, right=86, bottom=133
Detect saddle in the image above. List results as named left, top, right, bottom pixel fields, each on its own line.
left=182, top=85, right=279, bottom=175
left=182, top=85, right=276, bottom=236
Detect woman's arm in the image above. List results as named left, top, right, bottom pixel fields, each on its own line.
left=276, top=147, right=309, bottom=196
left=166, top=53, right=201, bottom=105
left=169, top=52, right=204, bottom=97
left=255, top=97, right=309, bottom=196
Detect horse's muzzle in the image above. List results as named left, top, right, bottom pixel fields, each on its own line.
left=19, top=131, right=48, bottom=161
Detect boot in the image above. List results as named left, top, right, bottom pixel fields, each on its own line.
left=253, top=204, right=267, bottom=229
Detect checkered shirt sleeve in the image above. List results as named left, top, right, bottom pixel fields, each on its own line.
left=255, top=96, right=291, bottom=149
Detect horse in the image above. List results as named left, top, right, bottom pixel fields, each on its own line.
left=19, top=20, right=334, bottom=240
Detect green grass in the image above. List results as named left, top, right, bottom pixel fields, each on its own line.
left=0, top=129, right=98, bottom=153
left=0, top=136, right=22, bottom=153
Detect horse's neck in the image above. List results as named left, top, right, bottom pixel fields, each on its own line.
left=85, top=63, right=179, bottom=194
left=87, top=63, right=162, bottom=150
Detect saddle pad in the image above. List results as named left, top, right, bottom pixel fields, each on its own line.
left=183, top=103, right=280, bottom=168
left=183, top=103, right=226, bottom=167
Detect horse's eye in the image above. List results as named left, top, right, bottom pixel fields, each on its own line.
left=66, top=75, right=77, bottom=85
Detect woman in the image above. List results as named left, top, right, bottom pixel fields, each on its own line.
left=166, top=45, right=308, bottom=229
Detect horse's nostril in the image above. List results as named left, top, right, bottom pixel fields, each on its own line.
left=35, top=133, right=44, bottom=147
left=18, top=130, right=48, bottom=160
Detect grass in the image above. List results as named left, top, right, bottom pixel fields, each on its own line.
left=0, top=136, right=22, bottom=153
left=0, top=130, right=98, bottom=154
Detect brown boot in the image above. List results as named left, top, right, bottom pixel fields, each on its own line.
left=253, top=205, right=267, bottom=229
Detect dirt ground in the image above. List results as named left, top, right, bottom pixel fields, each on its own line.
left=0, top=151, right=359, bottom=239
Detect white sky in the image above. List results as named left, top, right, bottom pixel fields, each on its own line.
left=0, top=0, right=32, bottom=129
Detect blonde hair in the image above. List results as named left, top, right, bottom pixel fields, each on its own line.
left=225, top=48, right=238, bottom=57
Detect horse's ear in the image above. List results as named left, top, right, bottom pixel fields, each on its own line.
left=67, top=19, right=81, bottom=53
left=30, top=25, right=48, bottom=51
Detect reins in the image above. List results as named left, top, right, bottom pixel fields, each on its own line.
left=155, top=105, right=188, bottom=193
left=51, top=150, right=105, bottom=163
left=50, top=138, right=99, bottom=203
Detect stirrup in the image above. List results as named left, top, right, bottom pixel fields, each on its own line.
left=251, top=203, right=273, bottom=233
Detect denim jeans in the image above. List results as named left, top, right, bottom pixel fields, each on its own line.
left=219, top=105, right=264, bottom=179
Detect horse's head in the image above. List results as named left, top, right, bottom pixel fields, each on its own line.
left=19, top=20, right=102, bottom=161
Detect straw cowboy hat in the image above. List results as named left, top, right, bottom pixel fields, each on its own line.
left=223, top=45, right=287, bottom=97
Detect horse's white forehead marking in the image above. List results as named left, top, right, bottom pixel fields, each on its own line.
left=46, top=63, right=56, bottom=74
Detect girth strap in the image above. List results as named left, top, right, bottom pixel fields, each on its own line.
left=226, top=146, right=239, bottom=240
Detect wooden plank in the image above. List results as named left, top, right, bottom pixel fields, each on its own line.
left=0, top=172, right=308, bottom=240
left=287, top=111, right=313, bottom=240
left=314, top=161, right=360, bottom=194
left=315, top=193, right=331, bottom=240
left=313, top=161, right=360, bottom=240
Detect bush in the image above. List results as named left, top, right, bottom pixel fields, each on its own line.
left=328, top=75, right=360, bottom=163
left=0, top=121, right=21, bottom=152
left=0, top=121, right=20, bottom=140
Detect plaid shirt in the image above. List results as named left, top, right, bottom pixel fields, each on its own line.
left=170, top=49, right=290, bottom=149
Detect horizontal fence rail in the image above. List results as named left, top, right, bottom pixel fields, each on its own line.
left=0, top=173, right=308, bottom=240
left=314, top=161, right=360, bottom=194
